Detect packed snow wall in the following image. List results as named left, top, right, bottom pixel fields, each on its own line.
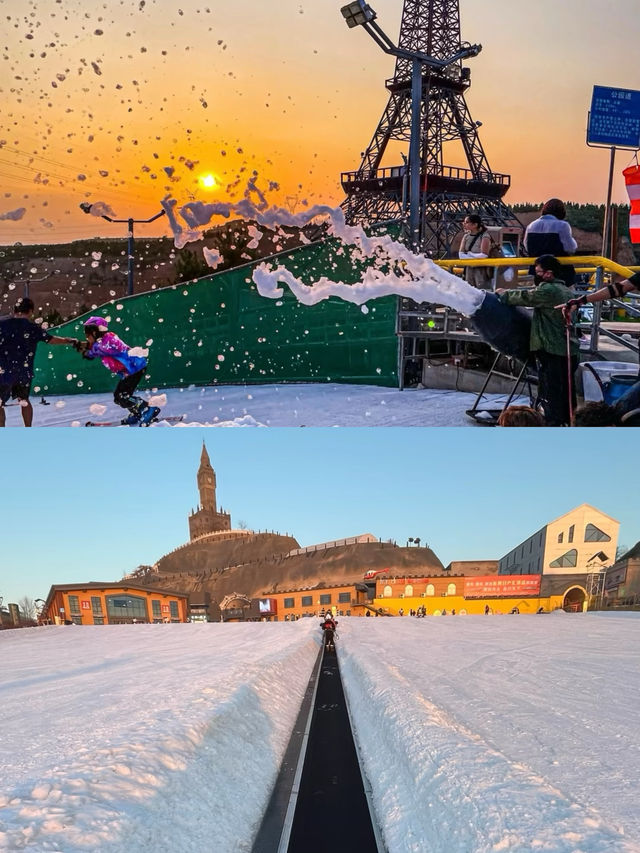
left=32, top=239, right=398, bottom=396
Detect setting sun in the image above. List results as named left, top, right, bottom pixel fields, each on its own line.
left=198, top=172, right=219, bottom=191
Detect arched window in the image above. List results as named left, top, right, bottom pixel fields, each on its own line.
left=405, top=584, right=413, bottom=597
left=383, top=585, right=393, bottom=598
left=426, top=584, right=435, bottom=597
left=549, top=549, right=577, bottom=569
left=585, top=524, right=611, bottom=542
left=447, top=583, right=457, bottom=596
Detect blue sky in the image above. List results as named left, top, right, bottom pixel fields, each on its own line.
left=0, top=428, right=636, bottom=605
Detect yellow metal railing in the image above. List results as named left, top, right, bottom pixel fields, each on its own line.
left=433, top=256, right=640, bottom=356
left=435, top=255, right=640, bottom=277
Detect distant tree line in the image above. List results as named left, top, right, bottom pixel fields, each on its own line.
left=513, top=202, right=632, bottom=236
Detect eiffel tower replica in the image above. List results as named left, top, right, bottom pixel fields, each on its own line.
left=341, top=0, right=522, bottom=258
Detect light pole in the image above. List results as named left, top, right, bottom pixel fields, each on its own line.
left=15, top=272, right=51, bottom=300
left=79, top=203, right=166, bottom=296
left=340, top=1, right=481, bottom=251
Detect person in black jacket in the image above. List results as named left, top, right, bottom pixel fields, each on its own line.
left=0, top=297, right=77, bottom=427
left=524, top=198, right=577, bottom=286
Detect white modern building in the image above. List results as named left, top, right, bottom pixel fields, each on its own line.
left=498, top=504, right=619, bottom=576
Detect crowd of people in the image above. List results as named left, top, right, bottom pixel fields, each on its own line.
left=382, top=604, right=546, bottom=616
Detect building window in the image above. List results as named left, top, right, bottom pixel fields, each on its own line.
left=557, top=532, right=563, bottom=544
left=549, top=549, right=578, bottom=569
left=91, top=596, right=103, bottom=616
left=338, top=593, right=351, bottom=603
left=383, top=585, right=393, bottom=598
left=319, top=594, right=331, bottom=605
left=568, top=525, right=574, bottom=543
left=301, top=595, right=313, bottom=607
left=152, top=600, right=162, bottom=621
left=426, top=584, right=435, bottom=597
left=170, top=601, right=179, bottom=620
left=71, top=615, right=83, bottom=625
left=68, top=595, right=81, bottom=616
left=585, top=524, right=611, bottom=542
left=106, top=594, right=148, bottom=622
left=404, top=585, right=413, bottom=597
left=93, top=616, right=104, bottom=625
left=447, top=583, right=456, bottom=596
left=284, top=597, right=295, bottom=609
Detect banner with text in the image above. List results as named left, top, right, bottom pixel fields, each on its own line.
left=464, top=575, right=541, bottom=598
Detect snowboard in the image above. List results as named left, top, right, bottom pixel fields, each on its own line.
left=85, top=414, right=185, bottom=427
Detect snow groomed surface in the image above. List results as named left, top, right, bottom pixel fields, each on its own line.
left=3, top=615, right=640, bottom=852
left=32, top=238, right=398, bottom=396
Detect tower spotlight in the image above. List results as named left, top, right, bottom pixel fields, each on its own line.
left=340, top=1, right=376, bottom=29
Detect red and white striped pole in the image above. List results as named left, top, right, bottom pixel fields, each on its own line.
left=623, top=163, right=640, bottom=243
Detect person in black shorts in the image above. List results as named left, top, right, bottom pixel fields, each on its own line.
left=0, top=297, right=78, bottom=427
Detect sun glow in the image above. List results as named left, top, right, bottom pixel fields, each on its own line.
left=198, top=172, right=219, bottom=190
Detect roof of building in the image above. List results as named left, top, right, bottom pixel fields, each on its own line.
left=614, top=540, right=640, bottom=563
left=546, top=503, right=620, bottom=528
left=44, top=582, right=188, bottom=612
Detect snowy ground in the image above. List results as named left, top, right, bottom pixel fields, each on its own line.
left=3, top=383, right=522, bottom=427
left=2, top=613, right=639, bottom=852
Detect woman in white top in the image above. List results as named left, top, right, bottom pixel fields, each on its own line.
left=459, top=214, right=493, bottom=290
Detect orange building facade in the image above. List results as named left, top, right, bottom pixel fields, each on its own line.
left=258, top=572, right=590, bottom=621
left=42, top=583, right=189, bottom=625
left=256, top=584, right=370, bottom=621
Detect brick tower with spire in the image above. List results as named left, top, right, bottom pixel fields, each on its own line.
left=188, top=443, right=231, bottom=540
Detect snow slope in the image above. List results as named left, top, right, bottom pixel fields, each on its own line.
left=2, top=613, right=638, bottom=852
left=2, top=383, right=521, bottom=427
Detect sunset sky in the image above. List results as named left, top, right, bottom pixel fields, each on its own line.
left=2, top=0, right=640, bottom=244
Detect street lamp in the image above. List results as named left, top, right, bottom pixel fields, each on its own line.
left=15, top=272, right=50, bottom=300
left=341, top=0, right=376, bottom=27
left=79, top=202, right=166, bottom=296
left=339, top=1, right=482, bottom=251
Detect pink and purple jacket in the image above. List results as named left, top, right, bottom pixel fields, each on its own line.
left=85, top=332, right=147, bottom=377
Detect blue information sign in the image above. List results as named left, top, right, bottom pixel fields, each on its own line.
left=588, top=85, right=640, bottom=148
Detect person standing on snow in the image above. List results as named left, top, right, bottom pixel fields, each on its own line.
left=0, top=297, right=78, bottom=427
left=75, top=316, right=159, bottom=425
left=321, top=614, right=337, bottom=649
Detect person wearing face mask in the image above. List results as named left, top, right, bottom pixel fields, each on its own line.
left=496, top=254, right=579, bottom=426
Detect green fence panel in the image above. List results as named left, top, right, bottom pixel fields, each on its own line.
left=33, top=238, right=399, bottom=396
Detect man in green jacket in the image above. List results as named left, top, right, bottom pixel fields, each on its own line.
left=497, top=254, right=578, bottom=426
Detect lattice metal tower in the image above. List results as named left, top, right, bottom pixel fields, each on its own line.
left=341, top=0, right=522, bottom=257
left=586, top=566, right=608, bottom=610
